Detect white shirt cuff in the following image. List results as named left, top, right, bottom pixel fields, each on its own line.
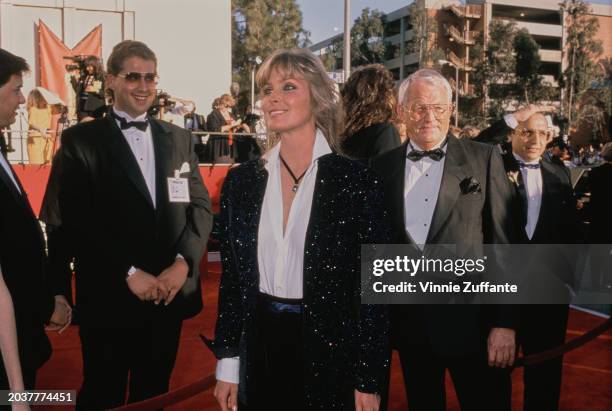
left=176, top=254, right=185, bottom=261
left=504, top=114, right=518, bottom=129
left=127, top=266, right=137, bottom=277
left=216, top=357, right=240, bottom=384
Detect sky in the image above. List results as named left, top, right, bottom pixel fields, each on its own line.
left=298, top=0, right=612, bottom=45
left=298, top=0, right=411, bottom=45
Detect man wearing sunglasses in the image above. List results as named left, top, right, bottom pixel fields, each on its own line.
left=372, top=69, right=521, bottom=410
left=42, top=40, right=212, bottom=410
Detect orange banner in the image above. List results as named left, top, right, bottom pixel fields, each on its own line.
left=38, top=20, right=102, bottom=104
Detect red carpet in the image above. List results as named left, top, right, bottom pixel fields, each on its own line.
left=37, top=262, right=612, bottom=410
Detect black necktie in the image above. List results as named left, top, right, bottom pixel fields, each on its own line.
left=407, top=139, right=447, bottom=162
left=517, top=161, right=540, bottom=170
left=111, top=111, right=149, bottom=132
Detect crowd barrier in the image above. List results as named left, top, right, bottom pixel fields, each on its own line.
left=110, top=316, right=611, bottom=411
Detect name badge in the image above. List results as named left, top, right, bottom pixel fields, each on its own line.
left=168, top=170, right=190, bottom=203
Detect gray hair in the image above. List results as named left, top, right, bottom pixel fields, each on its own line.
left=398, top=69, right=453, bottom=107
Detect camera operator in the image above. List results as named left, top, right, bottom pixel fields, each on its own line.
left=148, top=90, right=195, bottom=127
left=68, top=55, right=106, bottom=122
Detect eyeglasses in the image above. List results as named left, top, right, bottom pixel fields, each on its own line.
left=116, top=72, right=159, bottom=84
left=408, top=104, right=453, bottom=120
left=515, top=128, right=553, bottom=140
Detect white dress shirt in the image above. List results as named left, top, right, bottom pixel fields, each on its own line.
left=404, top=140, right=447, bottom=247
left=216, top=130, right=331, bottom=384
left=514, top=154, right=543, bottom=240
left=113, top=109, right=156, bottom=207
left=0, top=153, right=20, bottom=194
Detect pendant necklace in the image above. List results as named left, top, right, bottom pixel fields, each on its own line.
left=279, top=154, right=308, bottom=193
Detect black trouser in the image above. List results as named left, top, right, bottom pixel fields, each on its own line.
left=76, top=315, right=183, bottom=411
left=395, top=342, right=511, bottom=411
left=241, top=293, right=303, bottom=411
left=519, top=304, right=569, bottom=411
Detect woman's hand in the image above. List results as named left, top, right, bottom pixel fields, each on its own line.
left=214, top=380, right=238, bottom=411
left=355, top=390, right=380, bottom=411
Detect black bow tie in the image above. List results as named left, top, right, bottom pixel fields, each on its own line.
left=407, top=138, right=448, bottom=162
left=517, top=161, right=540, bottom=170
left=407, top=145, right=446, bottom=161
left=111, top=111, right=149, bottom=132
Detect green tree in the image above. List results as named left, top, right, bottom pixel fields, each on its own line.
left=514, top=29, right=542, bottom=104
left=232, top=0, right=310, bottom=110
left=562, top=0, right=605, bottom=131
left=471, top=20, right=517, bottom=122
left=350, top=7, right=387, bottom=66
left=407, top=0, right=444, bottom=68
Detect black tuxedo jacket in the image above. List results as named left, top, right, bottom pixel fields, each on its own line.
left=588, top=162, right=612, bottom=243
left=503, top=154, right=582, bottom=299
left=0, top=161, right=53, bottom=376
left=502, top=154, right=579, bottom=245
left=371, top=135, right=521, bottom=357
left=42, top=114, right=212, bottom=326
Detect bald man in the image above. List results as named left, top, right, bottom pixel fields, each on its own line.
left=492, top=112, right=581, bottom=410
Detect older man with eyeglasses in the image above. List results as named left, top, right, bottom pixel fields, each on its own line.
left=372, top=68, right=521, bottom=411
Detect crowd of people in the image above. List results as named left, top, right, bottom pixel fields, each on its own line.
left=0, top=42, right=610, bottom=411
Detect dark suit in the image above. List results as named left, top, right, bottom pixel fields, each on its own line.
left=41, top=113, right=212, bottom=410
left=509, top=154, right=579, bottom=411
left=587, top=162, right=612, bottom=288
left=208, top=155, right=389, bottom=409
left=342, top=122, right=401, bottom=161
left=588, top=162, right=612, bottom=244
left=0, top=157, right=54, bottom=390
left=477, top=121, right=581, bottom=410
left=372, top=135, right=520, bottom=411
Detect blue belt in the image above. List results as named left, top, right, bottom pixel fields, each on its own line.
left=258, top=293, right=303, bottom=314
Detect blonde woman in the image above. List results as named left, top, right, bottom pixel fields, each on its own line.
left=26, top=89, right=54, bottom=164
left=208, top=49, right=389, bottom=410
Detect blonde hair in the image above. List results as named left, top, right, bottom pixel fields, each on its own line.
left=256, top=48, right=343, bottom=152
left=27, top=89, right=47, bottom=109
left=219, top=94, right=235, bottom=108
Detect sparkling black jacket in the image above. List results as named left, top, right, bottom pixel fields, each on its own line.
left=209, top=153, right=390, bottom=408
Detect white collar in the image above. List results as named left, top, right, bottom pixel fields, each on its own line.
left=263, top=129, right=332, bottom=172
left=513, top=153, right=540, bottom=165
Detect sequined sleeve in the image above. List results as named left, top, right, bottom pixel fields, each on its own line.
left=210, top=170, right=244, bottom=359
left=354, top=168, right=391, bottom=394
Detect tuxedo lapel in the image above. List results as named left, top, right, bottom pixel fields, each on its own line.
left=150, top=119, right=174, bottom=214
left=0, top=162, right=23, bottom=203
left=388, top=142, right=415, bottom=244
left=531, top=160, right=556, bottom=241
left=426, top=136, right=468, bottom=243
left=248, top=161, right=269, bottom=288
left=105, top=115, right=155, bottom=208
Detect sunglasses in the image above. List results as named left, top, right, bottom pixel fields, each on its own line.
left=116, top=72, right=159, bottom=84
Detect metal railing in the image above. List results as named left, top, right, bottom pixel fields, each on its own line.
left=448, top=4, right=482, bottom=19
left=448, top=51, right=474, bottom=72
left=445, top=25, right=478, bottom=45
left=2, top=128, right=273, bottom=165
